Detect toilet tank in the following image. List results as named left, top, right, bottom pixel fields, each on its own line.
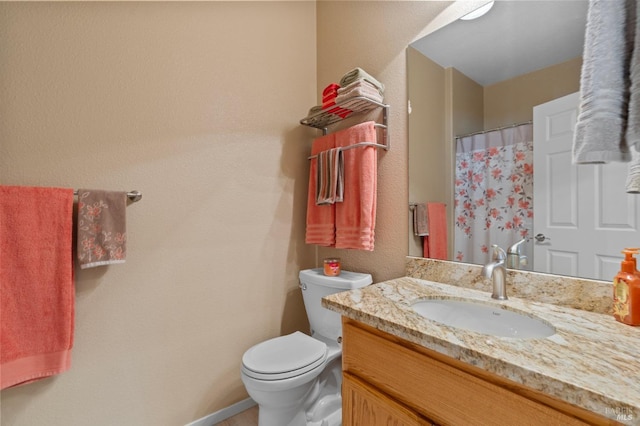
left=299, top=268, right=372, bottom=342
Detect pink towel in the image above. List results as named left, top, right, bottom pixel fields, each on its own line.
left=335, top=121, right=377, bottom=251
left=77, top=189, right=127, bottom=269
left=0, top=185, right=75, bottom=389
left=306, top=133, right=337, bottom=246
left=321, top=83, right=352, bottom=118
left=316, top=148, right=344, bottom=205
left=423, top=202, right=447, bottom=259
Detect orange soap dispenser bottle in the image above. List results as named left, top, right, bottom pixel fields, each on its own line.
left=613, top=248, right=640, bottom=326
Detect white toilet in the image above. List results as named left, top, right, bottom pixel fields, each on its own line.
left=241, top=268, right=372, bottom=426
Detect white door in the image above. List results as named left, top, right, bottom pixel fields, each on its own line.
left=533, top=92, right=640, bottom=280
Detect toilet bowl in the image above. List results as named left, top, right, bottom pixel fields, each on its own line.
left=240, top=268, right=372, bottom=426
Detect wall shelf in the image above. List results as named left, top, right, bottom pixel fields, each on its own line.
left=300, top=96, right=390, bottom=150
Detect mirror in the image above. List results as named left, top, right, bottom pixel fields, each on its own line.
left=408, top=1, right=601, bottom=278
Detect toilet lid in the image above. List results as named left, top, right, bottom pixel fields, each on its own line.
left=242, top=331, right=327, bottom=379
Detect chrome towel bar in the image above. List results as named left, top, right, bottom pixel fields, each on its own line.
left=73, top=190, right=142, bottom=203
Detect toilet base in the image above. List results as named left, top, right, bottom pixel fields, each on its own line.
left=305, top=394, right=342, bottom=426
left=256, top=394, right=342, bottom=426
left=247, top=356, right=343, bottom=426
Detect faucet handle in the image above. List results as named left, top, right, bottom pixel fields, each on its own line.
left=490, top=244, right=507, bottom=262
left=507, top=238, right=527, bottom=255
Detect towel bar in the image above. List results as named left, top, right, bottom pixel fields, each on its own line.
left=73, top=190, right=142, bottom=203
left=307, top=141, right=387, bottom=160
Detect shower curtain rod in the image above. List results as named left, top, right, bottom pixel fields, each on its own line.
left=455, top=120, right=533, bottom=140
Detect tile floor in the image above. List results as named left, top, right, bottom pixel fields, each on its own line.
left=215, top=405, right=258, bottom=426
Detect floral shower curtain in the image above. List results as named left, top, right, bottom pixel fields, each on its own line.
left=454, top=123, right=534, bottom=266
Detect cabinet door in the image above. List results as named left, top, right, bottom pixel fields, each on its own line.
left=343, top=372, right=434, bottom=426
left=343, top=319, right=596, bottom=426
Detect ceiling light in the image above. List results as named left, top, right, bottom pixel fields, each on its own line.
left=460, top=1, right=495, bottom=21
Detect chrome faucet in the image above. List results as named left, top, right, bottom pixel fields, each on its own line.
left=482, top=245, right=508, bottom=300
left=506, top=238, right=527, bottom=270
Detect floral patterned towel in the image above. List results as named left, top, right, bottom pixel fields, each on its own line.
left=77, top=189, right=127, bottom=269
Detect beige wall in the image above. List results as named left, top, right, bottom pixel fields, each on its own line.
left=0, top=1, right=452, bottom=425
left=484, top=57, right=582, bottom=129
left=407, top=47, right=447, bottom=257
left=450, top=68, right=484, bottom=137
left=448, top=68, right=483, bottom=258
left=316, top=0, right=450, bottom=282
left=0, top=2, right=316, bottom=425
left=406, top=56, right=484, bottom=259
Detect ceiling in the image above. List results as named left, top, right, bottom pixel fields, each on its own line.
left=410, top=0, right=589, bottom=86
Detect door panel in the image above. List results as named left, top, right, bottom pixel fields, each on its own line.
left=533, top=92, right=640, bottom=280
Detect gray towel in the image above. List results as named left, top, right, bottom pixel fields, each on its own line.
left=315, top=148, right=344, bottom=205
left=626, top=0, right=640, bottom=193
left=626, top=146, right=640, bottom=193
left=339, top=67, right=385, bottom=93
left=77, top=189, right=127, bottom=269
left=627, top=0, right=640, bottom=151
left=413, top=203, right=429, bottom=237
left=336, top=80, right=385, bottom=104
left=572, top=0, right=636, bottom=164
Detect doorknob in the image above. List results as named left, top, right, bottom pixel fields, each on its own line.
left=534, top=233, right=551, bottom=242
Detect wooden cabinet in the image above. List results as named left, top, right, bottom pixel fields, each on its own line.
left=342, top=318, right=616, bottom=426
left=343, top=373, right=434, bottom=426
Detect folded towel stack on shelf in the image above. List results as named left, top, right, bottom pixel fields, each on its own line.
left=303, top=67, right=385, bottom=128
left=339, top=67, right=386, bottom=91
left=336, top=67, right=385, bottom=113
left=322, top=83, right=352, bottom=118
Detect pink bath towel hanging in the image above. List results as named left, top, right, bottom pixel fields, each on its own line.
left=305, top=133, right=337, bottom=247
left=335, top=121, right=378, bottom=251
left=0, top=185, right=75, bottom=389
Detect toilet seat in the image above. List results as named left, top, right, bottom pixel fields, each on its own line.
left=242, top=331, right=327, bottom=381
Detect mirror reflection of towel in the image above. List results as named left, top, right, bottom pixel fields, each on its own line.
left=413, top=203, right=429, bottom=237
left=423, top=203, right=447, bottom=260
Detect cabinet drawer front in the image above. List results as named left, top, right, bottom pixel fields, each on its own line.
left=343, top=373, right=433, bottom=426
left=343, top=320, right=590, bottom=426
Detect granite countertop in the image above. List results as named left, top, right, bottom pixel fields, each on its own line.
left=323, top=276, right=640, bottom=425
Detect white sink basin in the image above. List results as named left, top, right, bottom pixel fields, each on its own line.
left=411, top=298, right=555, bottom=339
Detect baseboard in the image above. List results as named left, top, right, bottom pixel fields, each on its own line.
left=184, top=397, right=257, bottom=426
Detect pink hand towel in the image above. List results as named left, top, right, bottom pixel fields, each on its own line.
left=423, top=202, right=447, bottom=260
left=0, top=185, right=75, bottom=389
left=306, top=133, right=337, bottom=247
left=335, top=121, right=377, bottom=251
left=77, top=189, right=127, bottom=269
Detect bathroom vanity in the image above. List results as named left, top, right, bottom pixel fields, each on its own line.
left=323, top=261, right=640, bottom=425
left=342, top=319, right=609, bottom=425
